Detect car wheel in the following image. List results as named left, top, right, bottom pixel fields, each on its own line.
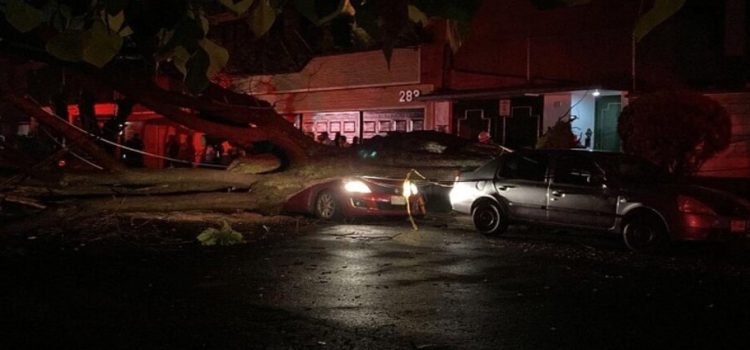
left=472, top=201, right=508, bottom=235
left=623, top=214, right=668, bottom=253
left=314, top=190, right=340, bottom=220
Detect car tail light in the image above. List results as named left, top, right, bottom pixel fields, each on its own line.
left=677, top=195, right=716, bottom=216
left=678, top=195, right=718, bottom=230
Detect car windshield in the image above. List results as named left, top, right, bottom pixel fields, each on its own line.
left=597, top=154, right=672, bottom=184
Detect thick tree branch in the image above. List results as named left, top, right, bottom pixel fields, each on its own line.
left=3, top=95, right=126, bottom=172
left=99, top=70, right=328, bottom=164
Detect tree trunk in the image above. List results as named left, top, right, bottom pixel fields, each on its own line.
left=98, top=70, right=328, bottom=165
left=4, top=95, right=126, bottom=172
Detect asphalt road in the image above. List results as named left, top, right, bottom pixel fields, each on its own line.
left=2, top=215, right=750, bottom=349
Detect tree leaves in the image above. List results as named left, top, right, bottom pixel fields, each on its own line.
left=247, top=0, right=276, bottom=37
left=200, top=39, right=229, bottom=77
left=293, top=0, right=355, bottom=25
left=411, top=0, right=482, bottom=22
left=45, top=20, right=123, bottom=67
left=107, top=11, right=126, bottom=33
left=171, top=46, right=192, bottom=76
left=219, top=0, right=256, bottom=15
left=3, top=0, right=44, bottom=33
left=196, top=220, right=244, bottom=246
left=536, top=117, right=579, bottom=149
left=82, top=20, right=124, bottom=68
left=46, top=31, right=85, bottom=62
left=408, top=5, right=429, bottom=27
left=530, top=0, right=592, bottom=11
left=634, top=0, right=687, bottom=42
left=102, top=0, right=130, bottom=15
left=618, top=91, right=731, bottom=175
left=292, top=0, right=319, bottom=23
left=185, top=47, right=211, bottom=94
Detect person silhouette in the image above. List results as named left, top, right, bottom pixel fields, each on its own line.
left=123, top=133, right=144, bottom=167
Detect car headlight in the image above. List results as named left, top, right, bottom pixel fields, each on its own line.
left=344, top=179, right=372, bottom=193
left=402, top=181, right=419, bottom=197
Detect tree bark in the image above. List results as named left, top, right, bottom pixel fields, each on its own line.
left=98, top=70, right=328, bottom=165
left=3, top=95, right=126, bottom=172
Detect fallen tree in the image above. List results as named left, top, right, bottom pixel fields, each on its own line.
left=1, top=129, right=500, bottom=234
left=0, top=0, right=498, bottom=234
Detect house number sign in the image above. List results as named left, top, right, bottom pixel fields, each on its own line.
left=398, top=89, right=421, bottom=102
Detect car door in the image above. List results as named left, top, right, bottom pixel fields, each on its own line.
left=493, top=153, right=549, bottom=222
left=546, top=154, right=618, bottom=229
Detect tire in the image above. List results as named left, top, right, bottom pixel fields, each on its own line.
left=472, top=201, right=508, bottom=235
left=314, top=190, right=340, bottom=220
left=622, top=213, right=668, bottom=253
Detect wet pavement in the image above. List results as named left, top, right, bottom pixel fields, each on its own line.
left=2, top=215, right=750, bottom=349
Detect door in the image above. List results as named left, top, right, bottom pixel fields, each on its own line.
left=453, top=99, right=499, bottom=142
left=493, top=153, right=549, bottom=222
left=546, top=154, right=618, bottom=229
left=501, top=96, right=543, bottom=150
left=594, top=95, right=621, bottom=151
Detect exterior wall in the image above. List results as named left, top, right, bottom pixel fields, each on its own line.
left=542, top=93, right=572, bottom=129
left=570, top=91, right=596, bottom=147
left=252, top=83, right=433, bottom=114
left=699, top=92, right=750, bottom=177
left=453, top=0, right=640, bottom=90
left=231, top=48, right=440, bottom=142
left=447, top=70, right=530, bottom=91
left=431, top=101, right=452, bottom=133
left=233, top=49, right=420, bottom=95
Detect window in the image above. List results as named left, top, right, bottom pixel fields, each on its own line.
left=379, top=120, right=392, bottom=132
left=344, top=121, right=356, bottom=132
left=553, top=155, right=603, bottom=186
left=412, top=119, right=424, bottom=131
left=596, top=154, right=671, bottom=184
left=497, top=154, right=547, bottom=181
left=329, top=122, right=341, bottom=132
left=395, top=120, right=407, bottom=131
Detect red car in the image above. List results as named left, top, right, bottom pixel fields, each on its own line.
left=283, top=176, right=426, bottom=219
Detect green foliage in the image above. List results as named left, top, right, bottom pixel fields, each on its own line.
left=293, top=0, right=352, bottom=25
left=407, top=5, right=429, bottom=27
left=82, top=20, right=123, bottom=67
left=531, top=0, right=591, bottom=10
left=1, top=0, right=479, bottom=92
left=618, top=91, right=731, bottom=175
left=3, top=0, right=44, bottom=32
left=247, top=0, right=276, bottom=38
left=411, top=0, right=481, bottom=22
left=634, top=0, right=686, bottom=42
left=197, top=220, right=245, bottom=246
left=45, top=31, right=86, bottom=62
left=536, top=117, right=579, bottom=150
left=219, top=0, right=256, bottom=15
left=185, top=46, right=212, bottom=93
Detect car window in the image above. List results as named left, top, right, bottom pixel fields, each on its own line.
left=497, top=154, right=547, bottom=181
left=596, top=154, right=671, bottom=184
left=553, top=155, right=604, bottom=186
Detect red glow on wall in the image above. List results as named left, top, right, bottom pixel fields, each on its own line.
left=66, top=103, right=117, bottom=118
